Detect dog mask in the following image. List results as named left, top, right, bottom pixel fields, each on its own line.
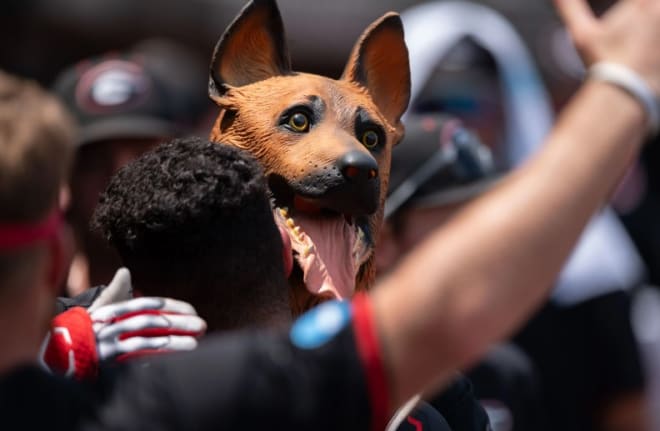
left=209, top=0, right=410, bottom=313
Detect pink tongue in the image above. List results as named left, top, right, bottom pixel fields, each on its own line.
left=293, top=214, right=356, bottom=300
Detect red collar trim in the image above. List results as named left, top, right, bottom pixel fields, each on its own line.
left=0, top=209, right=62, bottom=250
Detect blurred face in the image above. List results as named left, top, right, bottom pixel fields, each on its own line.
left=411, top=37, right=508, bottom=172
left=67, top=137, right=161, bottom=289
left=69, top=138, right=161, bottom=231
left=413, top=67, right=505, bottom=166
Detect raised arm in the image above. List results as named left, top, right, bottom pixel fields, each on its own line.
left=373, top=0, right=660, bottom=409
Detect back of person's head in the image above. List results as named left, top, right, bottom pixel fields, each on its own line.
left=93, top=137, right=289, bottom=330
left=0, top=70, right=74, bottom=294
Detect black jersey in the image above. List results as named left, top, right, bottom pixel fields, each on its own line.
left=3, top=296, right=389, bottom=431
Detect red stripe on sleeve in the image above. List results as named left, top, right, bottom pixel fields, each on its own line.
left=352, top=293, right=390, bottom=431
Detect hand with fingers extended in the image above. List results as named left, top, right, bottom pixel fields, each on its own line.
left=92, top=296, right=206, bottom=363
left=556, top=0, right=660, bottom=94
left=39, top=268, right=207, bottom=380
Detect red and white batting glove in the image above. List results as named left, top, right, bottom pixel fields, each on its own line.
left=39, top=268, right=207, bottom=380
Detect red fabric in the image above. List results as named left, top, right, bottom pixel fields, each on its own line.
left=118, top=327, right=200, bottom=340
left=43, top=307, right=98, bottom=380
left=0, top=209, right=62, bottom=249
left=352, top=293, right=390, bottom=431
left=406, top=416, right=423, bottom=431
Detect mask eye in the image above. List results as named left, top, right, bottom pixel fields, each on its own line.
left=288, top=112, right=310, bottom=132
left=362, top=130, right=379, bottom=149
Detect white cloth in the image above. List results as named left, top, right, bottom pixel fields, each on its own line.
left=401, top=1, right=645, bottom=305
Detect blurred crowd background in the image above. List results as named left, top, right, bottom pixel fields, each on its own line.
left=0, top=0, right=591, bottom=101
left=4, top=0, right=660, bottom=430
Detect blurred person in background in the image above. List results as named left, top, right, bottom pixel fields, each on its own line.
left=0, top=70, right=75, bottom=371
left=0, top=63, right=209, bottom=382
left=537, top=1, right=660, bottom=427
left=52, top=39, right=208, bottom=295
left=399, top=2, right=648, bottom=431
left=378, top=113, right=545, bottom=431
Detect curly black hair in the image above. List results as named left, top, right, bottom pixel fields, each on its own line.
left=92, top=137, right=288, bottom=330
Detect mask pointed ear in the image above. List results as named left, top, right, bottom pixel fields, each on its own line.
left=209, top=0, right=291, bottom=99
left=342, top=13, right=410, bottom=126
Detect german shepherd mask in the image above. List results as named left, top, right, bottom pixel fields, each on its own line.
left=209, top=0, right=410, bottom=314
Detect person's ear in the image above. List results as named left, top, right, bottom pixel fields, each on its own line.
left=375, top=221, right=401, bottom=274
left=278, top=225, right=293, bottom=278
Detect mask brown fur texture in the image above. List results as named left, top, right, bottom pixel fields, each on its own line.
left=208, top=0, right=410, bottom=314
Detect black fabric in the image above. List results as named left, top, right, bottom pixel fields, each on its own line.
left=620, top=142, right=660, bottom=285
left=399, top=401, right=452, bottom=431
left=1, top=324, right=372, bottom=430
left=513, top=291, right=645, bottom=431
left=428, top=374, right=491, bottom=431
left=55, top=285, right=104, bottom=314
left=466, top=344, right=545, bottom=431
left=0, top=366, right=95, bottom=429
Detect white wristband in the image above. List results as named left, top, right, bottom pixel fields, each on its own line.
left=589, top=62, right=660, bottom=136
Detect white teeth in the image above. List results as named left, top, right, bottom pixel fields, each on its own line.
left=274, top=207, right=306, bottom=241
left=353, top=226, right=371, bottom=266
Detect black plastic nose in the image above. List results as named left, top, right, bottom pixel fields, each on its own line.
left=337, top=150, right=379, bottom=181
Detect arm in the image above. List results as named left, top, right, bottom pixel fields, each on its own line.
left=373, top=0, right=660, bottom=408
